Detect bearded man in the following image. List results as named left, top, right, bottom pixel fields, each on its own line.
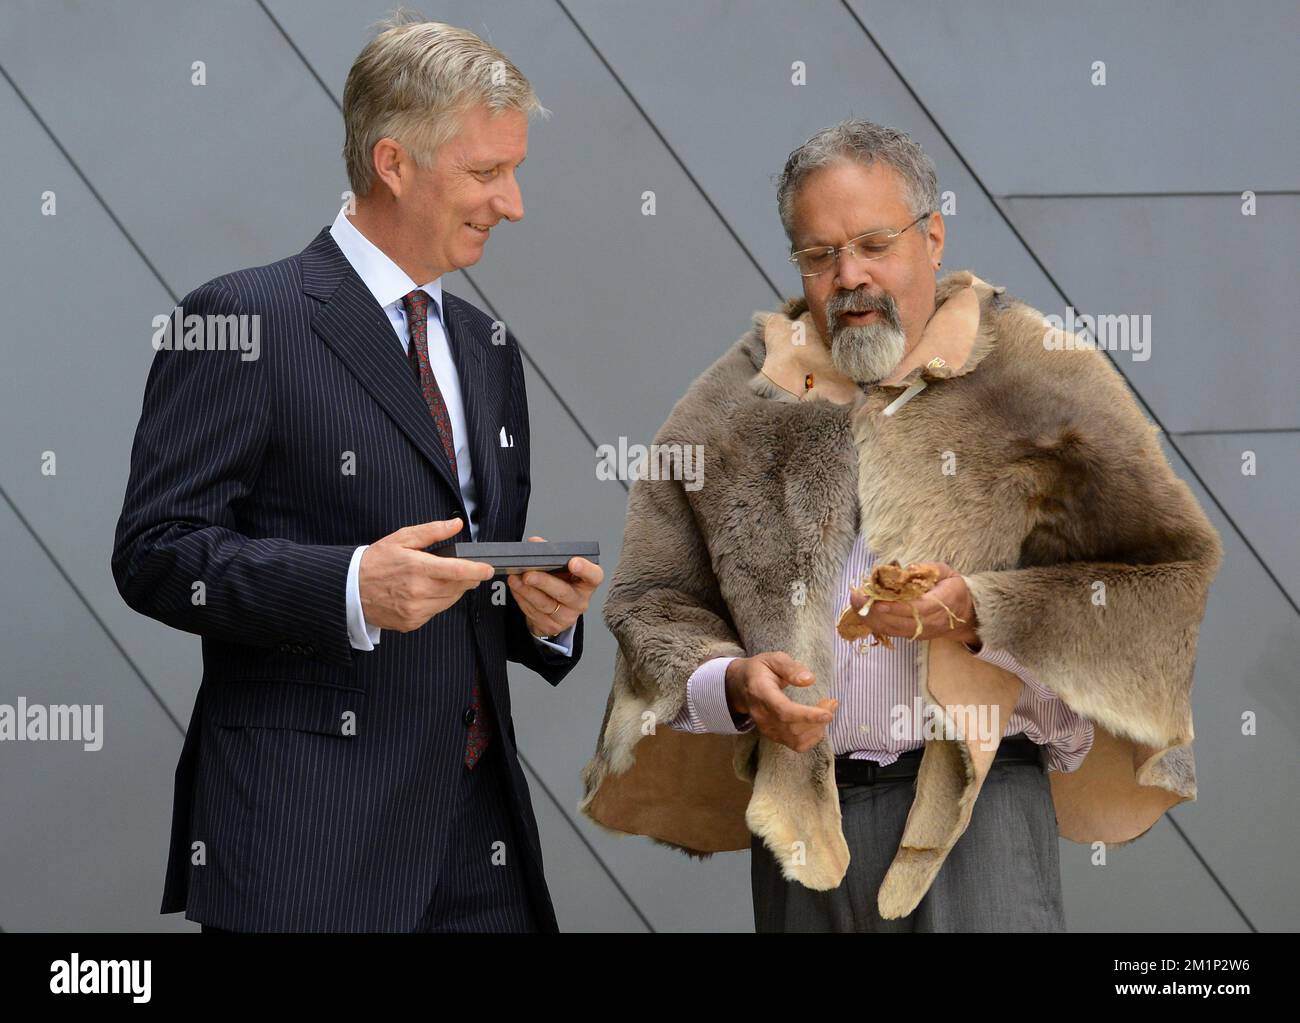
left=579, top=119, right=1223, bottom=932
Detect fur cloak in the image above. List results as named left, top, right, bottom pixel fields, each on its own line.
left=579, top=270, right=1223, bottom=919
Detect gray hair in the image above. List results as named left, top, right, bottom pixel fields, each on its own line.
left=342, top=9, right=548, bottom=198
left=776, top=119, right=939, bottom=239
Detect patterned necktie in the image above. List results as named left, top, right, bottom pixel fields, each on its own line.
left=402, top=288, right=494, bottom=769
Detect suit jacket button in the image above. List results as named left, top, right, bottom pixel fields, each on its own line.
left=463, top=707, right=477, bottom=727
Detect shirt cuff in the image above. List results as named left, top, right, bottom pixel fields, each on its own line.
left=532, top=621, right=576, bottom=657
left=346, top=545, right=381, bottom=651
left=675, top=656, right=751, bottom=734
left=967, top=641, right=1053, bottom=700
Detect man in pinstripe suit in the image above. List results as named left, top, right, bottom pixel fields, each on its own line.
left=112, top=18, right=601, bottom=932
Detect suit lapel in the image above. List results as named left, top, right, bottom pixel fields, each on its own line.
left=443, top=295, right=504, bottom=541
left=301, top=228, right=463, bottom=505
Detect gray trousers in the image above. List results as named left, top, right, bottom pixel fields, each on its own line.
left=751, top=754, right=1067, bottom=932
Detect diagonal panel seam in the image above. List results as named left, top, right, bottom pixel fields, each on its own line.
left=0, top=483, right=184, bottom=734
left=553, top=0, right=784, bottom=300
left=517, top=754, right=654, bottom=932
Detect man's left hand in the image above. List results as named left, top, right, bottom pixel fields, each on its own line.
left=848, top=562, right=980, bottom=646
left=507, top=535, right=604, bottom=638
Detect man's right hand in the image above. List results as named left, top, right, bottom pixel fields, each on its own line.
left=724, top=652, right=838, bottom=753
left=359, top=518, right=495, bottom=633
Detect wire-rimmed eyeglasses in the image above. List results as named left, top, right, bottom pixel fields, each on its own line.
left=788, top=213, right=931, bottom=278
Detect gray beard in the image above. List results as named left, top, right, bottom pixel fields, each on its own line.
left=829, top=321, right=907, bottom=384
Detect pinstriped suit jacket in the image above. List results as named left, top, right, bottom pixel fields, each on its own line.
left=112, top=225, right=582, bottom=932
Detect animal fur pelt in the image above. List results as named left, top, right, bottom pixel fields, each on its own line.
left=579, top=270, right=1223, bottom=920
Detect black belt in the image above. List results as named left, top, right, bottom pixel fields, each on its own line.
left=834, top=736, right=1042, bottom=788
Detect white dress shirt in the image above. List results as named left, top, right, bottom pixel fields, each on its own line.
left=329, top=207, right=575, bottom=657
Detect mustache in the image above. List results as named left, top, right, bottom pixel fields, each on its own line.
left=826, top=288, right=899, bottom=327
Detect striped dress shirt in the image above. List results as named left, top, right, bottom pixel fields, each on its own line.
left=671, top=533, right=1095, bottom=772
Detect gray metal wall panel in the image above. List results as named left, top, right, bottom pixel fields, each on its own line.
left=850, top=0, right=1299, bottom=194
left=0, top=0, right=346, bottom=294
left=1001, top=194, right=1300, bottom=433
left=565, top=0, right=1053, bottom=298
left=0, top=68, right=202, bottom=727
left=1178, top=432, right=1300, bottom=607
left=0, top=500, right=188, bottom=932
left=1138, top=441, right=1299, bottom=933
left=1060, top=820, right=1249, bottom=932
left=521, top=759, right=651, bottom=932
